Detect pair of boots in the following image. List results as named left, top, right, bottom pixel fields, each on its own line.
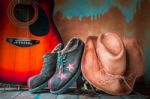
left=28, top=38, right=84, bottom=94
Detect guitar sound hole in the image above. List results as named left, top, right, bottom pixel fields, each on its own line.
left=14, top=4, right=35, bottom=22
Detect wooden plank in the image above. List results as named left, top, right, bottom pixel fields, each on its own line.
left=35, top=93, right=58, bottom=99
left=15, top=91, right=36, bottom=99
left=0, top=90, right=22, bottom=99
left=99, top=95, right=121, bottom=99
left=120, top=95, right=148, bottom=99
left=57, top=94, right=78, bottom=99
left=79, top=95, right=99, bottom=99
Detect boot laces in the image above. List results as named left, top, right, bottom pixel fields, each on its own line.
left=57, top=53, right=67, bottom=72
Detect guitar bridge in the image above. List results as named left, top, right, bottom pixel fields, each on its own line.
left=6, top=38, right=40, bottom=47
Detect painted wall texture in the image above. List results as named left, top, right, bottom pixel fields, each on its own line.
left=53, top=0, right=150, bottom=85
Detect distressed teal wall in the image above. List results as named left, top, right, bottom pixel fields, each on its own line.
left=54, top=0, right=138, bottom=23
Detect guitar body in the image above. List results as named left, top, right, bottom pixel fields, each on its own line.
left=0, top=0, right=61, bottom=84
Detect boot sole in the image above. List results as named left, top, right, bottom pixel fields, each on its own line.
left=50, top=66, right=81, bottom=94
left=29, top=81, right=48, bottom=93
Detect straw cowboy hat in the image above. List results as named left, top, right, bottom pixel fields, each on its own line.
left=81, top=33, right=145, bottom=95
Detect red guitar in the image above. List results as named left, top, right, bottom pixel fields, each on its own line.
left=0, top=0, right=62, bottom=84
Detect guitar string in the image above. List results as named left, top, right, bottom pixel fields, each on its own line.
left=27, top=0, right=29, bottom=38
left=28, top=0, right=31, bottom=80
left=14, top=0, right=19, bottom=79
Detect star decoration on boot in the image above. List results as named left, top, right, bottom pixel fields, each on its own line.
left=59, top=73, right=67, bottom=80
left=66, top=63, right=75, bottom=72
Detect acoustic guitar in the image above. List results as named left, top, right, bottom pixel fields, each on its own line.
left=0, top=0, right=62, bottom=84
